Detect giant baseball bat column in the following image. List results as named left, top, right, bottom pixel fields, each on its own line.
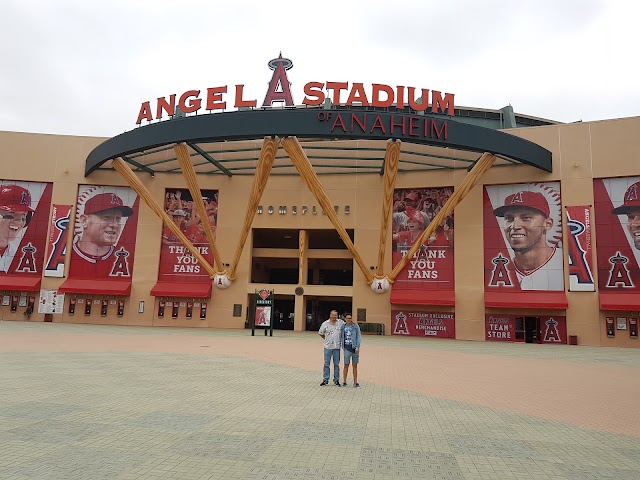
left=227, top=137, right=279, bottom=281
left=175, top=143, right=224, bottom=271
left=388, top=152, right=496, bottom=281
left=112, top=157, right=217, bottom=278
left=376, top=140, right=401, bottom=278
left=282, top=136, right=374, bottom=284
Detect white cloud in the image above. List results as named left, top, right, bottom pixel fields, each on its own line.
left=0, top=0, right=638, bottom=137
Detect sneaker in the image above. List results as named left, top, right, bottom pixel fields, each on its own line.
left=342, top=382, right=347, bottom=387
left=354, top=383, right=361, bottom=388
left=334, top=380, right=341, bottom=387
left=320, top=380, right=328, bottom=386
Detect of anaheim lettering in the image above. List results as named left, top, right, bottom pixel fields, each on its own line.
left=135, top=54, right=455, bottom=124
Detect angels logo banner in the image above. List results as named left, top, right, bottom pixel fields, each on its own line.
left=593, top=177, right=640, bottom=290
left=391, top=187, right=454, bottom=291
left=483, top=182, right=564, bottom=291
left=565, top=206, right=595, bottom=291
left=44, top=204, right=72, bottom=278
left=0, top=180, right=53, bottom=276
left=158, top=188, right=218, bottom=283
left=68, top=185, right=140, bottom=280
left=391, top=310, right=455, bottom=338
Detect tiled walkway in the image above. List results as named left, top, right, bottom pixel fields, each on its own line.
left=1, top=321, right=639, bottom=479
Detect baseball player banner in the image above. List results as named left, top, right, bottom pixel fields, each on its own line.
left=391, top=310, right=455, bottom=338
left=158, top=188, right=218, bottom=283
left=485, top=314, right=567, bottom=343
left=68, top=185, right=140, bottom=280
left=565, top=206, right=595, bottom=291
left=44, top=204, right=72, bottom=278
left=391, top=187, right=454, bottom=291
left=483, top=182, right=564, bottom=291
left=593, top=177, right=640, bottom=290
left=0, top=181, right=53, bottom=276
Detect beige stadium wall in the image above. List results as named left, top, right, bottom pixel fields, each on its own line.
left=1, top=116, right=639, bottom=347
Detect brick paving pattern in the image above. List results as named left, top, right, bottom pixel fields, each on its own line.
left=1, top=321, right=639, bottom=479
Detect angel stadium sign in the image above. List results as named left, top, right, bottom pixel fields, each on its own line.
left=135, top=53, right=455, bottom=125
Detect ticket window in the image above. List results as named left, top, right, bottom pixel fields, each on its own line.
left=606, top=317, right=615, bottom=337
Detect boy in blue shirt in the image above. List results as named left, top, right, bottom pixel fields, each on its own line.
left=342, top=312, right=361, bottom=388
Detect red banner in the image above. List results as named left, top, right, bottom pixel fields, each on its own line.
left=565, top=206, right=594, bottom=291
left=68, top=185, right=140, bottom=280
left=594, top=177, right=640, bottom=291
left=255, top=305, right=271, bottom=327
left=485, top=314, right=567, bottom=343
left=158, top=188, right=218, bottom=284
left=0, top=181, right=53, bottom=277
left=44, top=204, right=72, bottom=278
left=391, top=310, right=455, bottom=338
left=391, top=187, right=454, bottom=293
left=483, top=182, right=564, bottom=291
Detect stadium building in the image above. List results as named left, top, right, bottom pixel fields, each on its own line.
left=0, top=55, right=638, bottom=347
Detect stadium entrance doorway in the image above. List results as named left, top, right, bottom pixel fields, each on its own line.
left=305, top=297, right=352, bottom=332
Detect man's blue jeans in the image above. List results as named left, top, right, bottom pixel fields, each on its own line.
left=323, top=348, right=341, bottom=382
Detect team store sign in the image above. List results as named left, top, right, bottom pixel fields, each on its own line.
left=485, top=315, right=567, bottom=343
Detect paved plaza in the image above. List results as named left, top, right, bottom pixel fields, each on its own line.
left=0, top=321, right=639, bottom=480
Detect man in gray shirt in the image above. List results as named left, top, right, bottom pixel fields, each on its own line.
left=318, top=309, right=344, bottom=386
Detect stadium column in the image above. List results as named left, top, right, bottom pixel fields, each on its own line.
left=282, top=136, right=374, bottom=285
left=111, top=158, right=217, bottom=277
left=294, top=230, right=308, bottom=332
left=376, top=139, right=401, bottom=278
left=388, top=152, right=497, bottom=281
left=174, top=143, right=225, bottom=273
left=226, top=137, right=280, bottom=281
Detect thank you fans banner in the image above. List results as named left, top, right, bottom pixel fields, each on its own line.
left=391, top=187, right=454, bottom=291
left=565, top=206, right=594, bottom=291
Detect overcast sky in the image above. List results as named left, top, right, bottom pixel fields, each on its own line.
left=1, top=0, right=638, bottom=138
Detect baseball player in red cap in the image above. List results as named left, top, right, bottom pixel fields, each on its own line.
left=493, top=190, right=562, bottom=289
left=393, top=190, right=429, bottom=231
left=73, top=192, right=133, bottom=261
left=0, top=185, right=34, bottom=272
left=393, top=206, right=425, bottom=248
left=611, top=181, right=640, bottom=250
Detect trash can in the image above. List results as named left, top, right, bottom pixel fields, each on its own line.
left=568, top=335, right=578, bottom=345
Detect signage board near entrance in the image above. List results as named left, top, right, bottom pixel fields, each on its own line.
left=253, top=289, right=274, bottom=337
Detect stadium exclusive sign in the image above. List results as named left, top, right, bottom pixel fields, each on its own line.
left=135, top=53, right=455, bottom=125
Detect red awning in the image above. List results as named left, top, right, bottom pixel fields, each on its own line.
left=150, top=282, right=212, bottom=298
left=390, top=289, right=455, bottom=306
left=485, top=290, right=568, bottom=309
left=0, top=276, right=41, bottom=291
left=599, top=292, right=640, bottom=310
left=58, top=279, right=131, bottom=295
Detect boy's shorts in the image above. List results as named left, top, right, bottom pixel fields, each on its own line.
left=344, top=349, right=359, bottom=365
